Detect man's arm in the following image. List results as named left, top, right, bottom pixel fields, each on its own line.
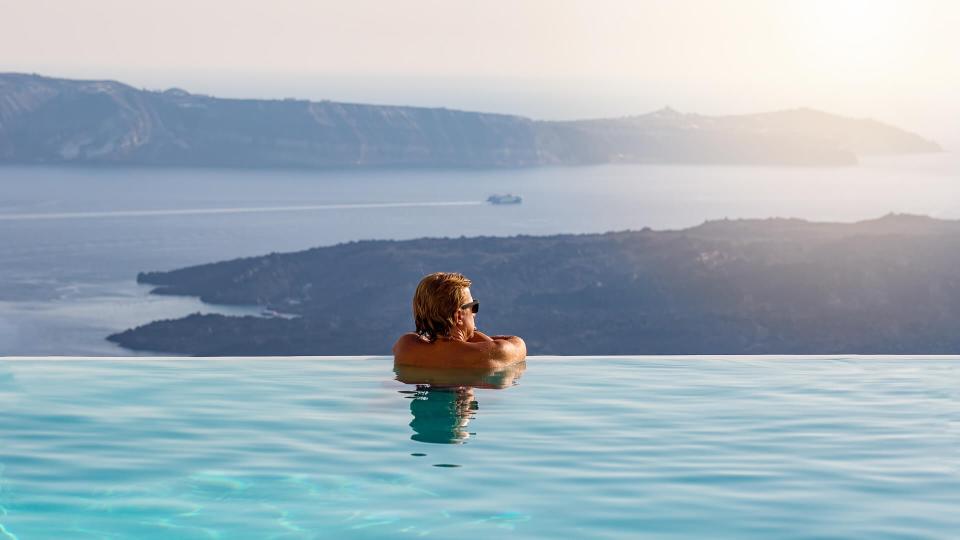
left=495, top=336, right=527, bottom=361
left=467, top=332, right=526, bottom=366
left=465, top=336, right=525, bottom=367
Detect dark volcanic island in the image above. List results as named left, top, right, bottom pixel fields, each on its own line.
left=109, top=214, right=960, bottom=356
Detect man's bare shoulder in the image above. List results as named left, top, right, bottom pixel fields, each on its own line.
left=393, top=332, right=425, bottom=349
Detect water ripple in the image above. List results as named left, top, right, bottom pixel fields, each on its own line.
left=0, top=357, right=957, bottom=539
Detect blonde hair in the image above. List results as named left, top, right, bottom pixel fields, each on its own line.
left=413, top=272, right=471, bottom=342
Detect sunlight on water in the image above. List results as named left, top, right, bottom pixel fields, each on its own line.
left=0, top=357, right=956, bottom=539
left=0, top=201, right=482, bottom=221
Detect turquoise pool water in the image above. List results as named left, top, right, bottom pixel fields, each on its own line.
left=0, top=356, right=957, bottom=539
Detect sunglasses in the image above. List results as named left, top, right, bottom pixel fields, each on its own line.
left=460, top=300, right=480, bottom=314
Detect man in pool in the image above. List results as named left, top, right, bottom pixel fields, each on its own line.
left=393, top=272, right=526, bottom=369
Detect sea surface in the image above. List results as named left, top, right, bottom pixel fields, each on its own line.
left=0, top=356, right=957, bottom=539
left=1, top=155, right=958, bottom=355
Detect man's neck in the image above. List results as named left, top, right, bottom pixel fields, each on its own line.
left=441, top=330, right=469, bottom=342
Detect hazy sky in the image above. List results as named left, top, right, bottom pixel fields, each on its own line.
left=2, top=0, right=958, bottom=142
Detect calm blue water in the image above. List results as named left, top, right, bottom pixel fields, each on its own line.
left=1, top=155, right=958, bottom=355
left=0, top=356, right=957, bottom=539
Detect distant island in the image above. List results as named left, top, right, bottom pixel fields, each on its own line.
left=109, top=214, right=960, bottom=355
left=0, top=73, right=942, bottom=169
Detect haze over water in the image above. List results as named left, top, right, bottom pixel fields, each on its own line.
left=1, top=154, right=957, bottom=355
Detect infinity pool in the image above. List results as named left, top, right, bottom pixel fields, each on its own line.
left=0, top=357, right=957, bottom=539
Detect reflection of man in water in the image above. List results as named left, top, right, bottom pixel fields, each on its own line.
left=408, top=386, right=477, bottom=444
left=393, top=272, right=526, bottom=369
left=396, top=362, right=526, bottom=444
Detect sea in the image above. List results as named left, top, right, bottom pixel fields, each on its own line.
left=1, top=154, right=958, bottom=356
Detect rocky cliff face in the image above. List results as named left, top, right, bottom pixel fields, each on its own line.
left=0, top=73, right=542, bottom=167
left=0, top=74, right=156, bottom=161
left=0, top=73, right=942, bottom=168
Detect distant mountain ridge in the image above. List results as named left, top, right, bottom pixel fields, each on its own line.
left=109, top=214, right=960, bottom=356
left=0, top=73, right=942, bottom=168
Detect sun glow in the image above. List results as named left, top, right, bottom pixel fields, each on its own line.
left=779, top=0, right=915, bottom=80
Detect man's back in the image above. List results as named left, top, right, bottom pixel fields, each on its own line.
left=392, top=332, right=526, bottom=370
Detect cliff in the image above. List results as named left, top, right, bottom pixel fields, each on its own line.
left=0, top=73, right=942, bottom=168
